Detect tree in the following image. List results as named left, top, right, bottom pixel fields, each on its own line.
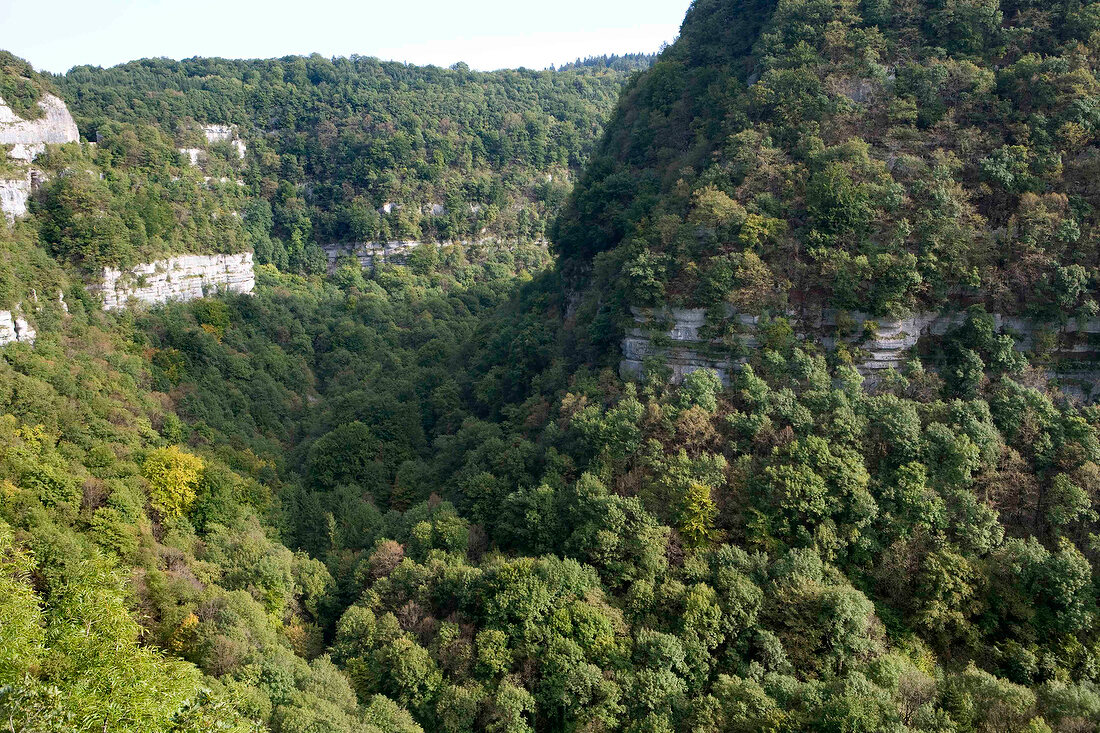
left=679, top=369, right=723, bottom=413
left=142, top=446, right=205, bottom=519
left=679, top=481, right=720, bottom=549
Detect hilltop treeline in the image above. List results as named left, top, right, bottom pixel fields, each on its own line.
left=57, top=56, right=637, bottom=248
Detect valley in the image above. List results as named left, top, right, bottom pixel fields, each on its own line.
left=3, top=3, right=1100, bottom=731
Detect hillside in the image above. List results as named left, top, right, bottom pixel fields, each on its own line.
left=556, top=0, right=1100, bottom=321
left=0, top=50, right=57, bottom=120
left=5, top=4, right=1100, bottom=732
left=56, top=56, right=640, bottom=251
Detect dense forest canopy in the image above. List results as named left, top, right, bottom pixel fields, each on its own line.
left=555, top=0, right=1100, bottom=320
left=6, top=0, right=1100, bottom=730
left=555, top=53, right=660, bottom=73
left=55, top=55, right=642, bottom=250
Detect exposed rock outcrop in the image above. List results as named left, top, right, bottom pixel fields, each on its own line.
left=322, top=241, right=432, bottom=273
left=0, top=309, right=36, bottom=346
left=622, top=306, right=1100, bottom=390
left=7, top=142, right=45, bottom=162
left=1, top=93, right=80, bottom=222
left=0, top=175, right=30, bottom=222
left=321, top=239, right=543, bottom=274
left=202, top=124, right=246, bottom=159
left=0, top=94, right=80, bottom=152
left=178, top=124, right=246, bottom=169
left=92, top=253, right=255, bottom=311
left=179, top=147, right=203, bottom=166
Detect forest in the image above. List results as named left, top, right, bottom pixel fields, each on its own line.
left=55, top=54, right=650, bottom=252
left=4, top=0, right=1100, bottom=730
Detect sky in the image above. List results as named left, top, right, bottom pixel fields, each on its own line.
left=2, top=0, right=690, bottom=74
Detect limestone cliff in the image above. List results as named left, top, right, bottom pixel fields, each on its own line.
left=622, top=307, right=1100, bottom=397
left=92, top=253, right=255, bottom=311
left=0, top=93, right=79, bottom=157
left=322, top=241, right=431, bottom=273
left=180, top=124, right=246, bottom=165
left=322, top=239, right=545, bottom=274
left=0, top=92, right=80, bottom=221
left=0, top=309, right=36, bottom=347
left=0, top=175, right=30, bottom=222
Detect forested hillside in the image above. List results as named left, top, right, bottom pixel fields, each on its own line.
left=556, top=0, right=1100, bottom=320
left=0, top=50, right=57, bottom=119
left=55, top=56, right=641, bottom=251
left=6, top=0, right=1100, bottom=731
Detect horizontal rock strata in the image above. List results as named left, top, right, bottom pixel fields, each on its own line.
left=92, top=253, right=255, bottom=311
left=322, top=241, right=434, bottom=273
left=622, top=306, right=1100, bottom=390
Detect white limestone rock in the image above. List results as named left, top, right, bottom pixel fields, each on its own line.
left=0, top=94, right=80, bottom=153
left=202, top=124, right=246, bottom=159
left=320, top=238, right=528, bottom=275
left=621, top=306, right=1100, bottom=388
left=7, top=142, right=45, bottom=162
left=202, top=124, right=234, bottom=143
left=179, top=147, right=203, bottom=166
left=92, top=252, right=256, bottom=311
left=322, top=241, right=432, bottom=273
left=0, top=92, right=79, bottom=222
left=0, top=309, right=36, bottom=347
left=0, top=175, right=31, bottom=222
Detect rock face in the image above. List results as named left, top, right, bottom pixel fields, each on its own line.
left=179, top=147, right=203, bottom=166
left=202, top=124, right=234, bottom=143
left=0, top=309, right=36, bottom=347
left=202, top=124, right=246, bottom=159
left=0, top=94, right=80, bottom=151
left=1, top=93, right=80, bottom=222
left=92, top=253, right=255, bottom=311
left=7, top=142, right=45, bottom=162
left=622, top=306, right=1100, bottom=390
left=179, top=125, right=246, bottom=167
left=322, top=241, right=434, bottom=273
left=0, top=175, right=30, bottom=222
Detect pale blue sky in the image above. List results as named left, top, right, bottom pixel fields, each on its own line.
left=2, top=0, right=690, bottom=74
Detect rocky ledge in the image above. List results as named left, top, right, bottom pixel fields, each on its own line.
left=322, top=241, right=433, bottom=273
left=92, top=253, right=255, bottom=311
left=622, top=306, right=1100, bottom=389
left=0, top=310, right=36, bottom=347
left=0, top=93, right=80, bottom=152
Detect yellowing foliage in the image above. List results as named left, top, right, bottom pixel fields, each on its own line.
left=142, top=445, right=204, bottom=519
left=170, top=612, right=200, bottom=652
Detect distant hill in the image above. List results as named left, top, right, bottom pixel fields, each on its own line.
left=555, top=52, right=659, bottom=73
left=54, top=55, right=639, bottom=254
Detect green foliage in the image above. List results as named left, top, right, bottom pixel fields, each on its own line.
left=0, top=50, right=54, bottom=119
left=6, top=2, right=1100, bottom=729
left=56, top=55, right=642, bottom=251
left=142, top=445, right=205, bottom=519
left=554, top=0, right=1100, bottom=323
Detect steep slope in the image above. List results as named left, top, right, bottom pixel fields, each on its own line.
left=557, top=0, right=1100, bottom=322
left=10, top=11, right=1100, bottom=732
